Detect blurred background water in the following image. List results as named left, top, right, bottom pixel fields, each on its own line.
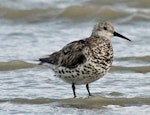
left=0, top=0, right=150, bottom=114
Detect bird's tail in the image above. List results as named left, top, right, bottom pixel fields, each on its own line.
left=38, top=57, right=50, bottom=65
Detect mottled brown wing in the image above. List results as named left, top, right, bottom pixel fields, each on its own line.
left=59, top=40, right=87, bottom=68
left=39, top=39, right=87, bottom=69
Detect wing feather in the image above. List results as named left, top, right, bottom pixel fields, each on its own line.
left=39, top=39, right=87, bottom=69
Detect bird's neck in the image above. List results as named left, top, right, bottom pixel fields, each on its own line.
left=90, top=35, right=111, bottom=42
left=91, top=31, right=112, bottom=41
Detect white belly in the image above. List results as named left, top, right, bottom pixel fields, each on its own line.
left=53, top=63, right=109, bottom=85
left=43, top=58, right=112, bottom=85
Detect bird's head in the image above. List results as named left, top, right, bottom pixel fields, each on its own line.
left=91, top=21, right=131, bottom=41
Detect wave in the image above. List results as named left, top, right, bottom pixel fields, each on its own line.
left=0, top=60, right=149, bottom=73
left=0, top=5, right=150, bottom=23
left=58, top=6, right=129, bottom=20
left=0, top=60, right=37, bottom=71
left=111, top=65, right=150, bottom=73
left=1, top=96, right=150, bottom=109
left=116, top=56, right=150, bottom=63
left=87, top=0, right=150, bottom=8
left=0, top=7, right=60, bottom=21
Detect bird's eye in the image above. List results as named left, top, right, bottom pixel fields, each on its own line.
left=104, top=27, right=107, bottom=30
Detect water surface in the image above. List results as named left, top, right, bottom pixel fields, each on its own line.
left=0, top=0, right=150, bottom=114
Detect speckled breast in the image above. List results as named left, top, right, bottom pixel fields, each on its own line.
left=54, top=39, right=113, bottom=85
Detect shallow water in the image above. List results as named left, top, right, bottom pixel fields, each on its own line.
left=0, top=0, right=150, bottom=114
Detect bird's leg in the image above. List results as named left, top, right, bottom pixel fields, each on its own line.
left=86, top=84, right=91, bottom=96
left=72, top=83, right=76, bottom=98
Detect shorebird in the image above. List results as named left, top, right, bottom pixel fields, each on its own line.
left=39, top=21, right=131, bottom=97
